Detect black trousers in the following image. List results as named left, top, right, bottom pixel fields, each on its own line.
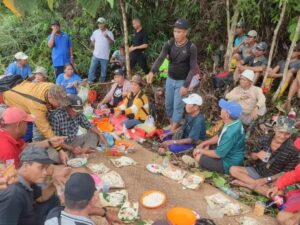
left=130, top=51, right=149, bottom=74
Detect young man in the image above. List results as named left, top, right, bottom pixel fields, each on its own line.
left=233, top=21, right=248, bottom=47
left=88, top=17, right=114, bottom=83
left=0, top=107, right=67, bottom=167
left=130, top=18, right=149, bottom=74
left=268, top=164, right=300, bottom=225
left=45, top=172, right=120, bottom=225
left=159, top=93, right=206, bottom=154
left=0, top=146, right=70, bottom=225
left=146, top=19, right=198, bottom=133
left=230, top=116, right=298, bottom=196
left=192, top=99, right=244, bottom=174
left=47, top=20, right=73, bottom=77
left=48, top=95, right=107, bottom=155
left=234, top=41, right=268, bottom=85
left=97, top=68, right=131, bottom=108
left=110, top=45, right=125, bottom=68
left=5, top=52, right=32, bottom=79
left=226, top=69, right=266, bottom=125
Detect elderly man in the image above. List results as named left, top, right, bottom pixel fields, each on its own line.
left=0, top=146, right=70, bottom=225
left=230, top=116, right=298, bottom=196
left=30, top=66, right=49, bottom=83
left=226, top=69, right=266, bottom=125
left=5, top=52, right=32, bottom=79
left=192, top=99, right=244, bottom=174
left=88, top=17, right=114, bottom=83
left=48, top=20, right=73, bottom=77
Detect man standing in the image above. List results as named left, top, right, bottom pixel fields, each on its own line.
left=88, top=17, right=114, bottom=83
left=5, top=52, right=32, bottom=79
left=146, top=19, right=198, bottom=132
left=48, top=20, right=73, bottom=77
left=130, top=18, right=149, bottom=74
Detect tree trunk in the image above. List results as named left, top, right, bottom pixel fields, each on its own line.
left=119, top=0, right=131, bottom=78
left=272, top=16, right=300, bottom=102
left=261, top=0, right=286, bottom=88
left=224, top=0, right=239, bottom=71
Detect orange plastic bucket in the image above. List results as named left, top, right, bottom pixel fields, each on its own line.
left=167, top=207, right=196, bottom=225
left=88, top=90, right=97, bottom=104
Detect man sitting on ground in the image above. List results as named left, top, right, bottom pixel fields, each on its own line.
left=192, top=99, right=244, bottom=174
left=0, top=146, right=70, bottom=225
left=230, top=116, right=298, bottom=196
left=110, top=45, right=125, bottom=69
left=29, top=66, right=49, bottom=83
left=0, top=107, right=67, bottom=167
left=45, top=172, right=120, bottom=225
left=268, top=163, right=300, bottom=225
left=97, top=68, right=131, bottom=109
left=48, top=95, right=107, bottom=155
left=226, top=69, right=266, bottom=125
left=159, top=94, right=206, bottom=154
left=5, top=52, right=32, bottom=79
left=234, top=41, right=268, bottom=85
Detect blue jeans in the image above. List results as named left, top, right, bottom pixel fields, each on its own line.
left=124, top=119, right=142, bottom=129
left=88, top=56, right=108, bottom=82
left=165, top=77, right=185, bottom=123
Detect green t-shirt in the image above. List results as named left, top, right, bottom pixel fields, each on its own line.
left=159, top=58, right=169, bottom=78
left=215, top=120, right=245, bottom=173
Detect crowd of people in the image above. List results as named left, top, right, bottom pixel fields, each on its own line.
left=0, top=16, right=300, bottom=225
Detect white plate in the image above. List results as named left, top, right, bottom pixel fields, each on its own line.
left=67, top=158, right=87, bottom=168
left=146, top=164, right=163, bottom=174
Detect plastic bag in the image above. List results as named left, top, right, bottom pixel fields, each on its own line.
left=145, top=115, right=155, bottom=126
left=78, top=85, right=90, bottom=103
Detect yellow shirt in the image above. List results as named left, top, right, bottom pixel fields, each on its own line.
left=3, top=81, right=55, bottom=138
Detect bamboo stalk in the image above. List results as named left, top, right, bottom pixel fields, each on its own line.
left=272, top=16, right=300, bottom=102
left=261, top=0, right=287, bottom=88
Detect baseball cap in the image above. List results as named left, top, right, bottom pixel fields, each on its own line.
left=64, top=173, right=96, bottom=202
left=97, top=17, right=106, bottom=24
left=275, top=116, right=296, bottom=134
left=183, top=93, right=203, bottom=106
left=247, top=30, right=257, bottom=37
left=219, top=99, right=242, bottom=119
left=131, top=74, right=144, bottom=86
left=68, top=95, right=83, bottom=112
left=174, top=19, right=189, bottom=30
left=236, top=21, right=245, bottom=28
left=114, top=68, right=125, bottom=76
left=48, top=85, right=70, bottom=107
left=51, top=20, right=60, bottom=26
left=15, top=52, right=28, bottom=60
left=32, top=66, right=48, bottom=77
left=256, top=42, right=268, bottom=51
left=20, top=146, right=55, bottom=164
left=1, top=107, right=35, bottom=124
left=241, top=69, right=255, bottom=82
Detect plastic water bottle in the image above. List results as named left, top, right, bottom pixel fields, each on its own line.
left=219, top=186, right=240, bottom=199
left=162, top=157, right=169, bottom=169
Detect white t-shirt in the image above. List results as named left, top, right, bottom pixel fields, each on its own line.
left=91, top=29, right=114, bottom=60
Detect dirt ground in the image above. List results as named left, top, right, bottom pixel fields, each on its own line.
left=65, top=141, right=278, bottom=225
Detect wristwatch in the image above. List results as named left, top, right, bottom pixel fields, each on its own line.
left=267, top=176, right=273, bottom=184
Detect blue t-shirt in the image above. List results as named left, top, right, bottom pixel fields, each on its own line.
left=56, top=73, right=81, bottom=94
left=233, top=34, right=247, bottom=47
left=48, top=32, right=72, bottom=67
left=5, top=62, right=32, bottom=79
left=182, top=113, right=206, bottom=142
left=215, top=120, right=245, bottom=174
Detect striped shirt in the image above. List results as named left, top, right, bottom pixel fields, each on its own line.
left=251, top=134, right=299, bottom=177
left=45, top=210, right=95, bottom=225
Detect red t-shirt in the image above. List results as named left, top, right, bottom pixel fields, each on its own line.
left=0, top=129, right=25, bottom=168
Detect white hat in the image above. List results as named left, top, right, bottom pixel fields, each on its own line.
left=32, top=66, right=48, bottom=77
left=183, top=93, right=203, bottom=106
left=247, top=30, right=257, bottom=37
left=97, top=17, right=106, bottom=24
left=14, top=52, right=28, bottom=60
left=241, top=69, right=255, bottom=82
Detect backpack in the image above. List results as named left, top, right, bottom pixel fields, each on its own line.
left=166, top=38, right=193, bottom=61
left=0, top=75, right=23, bottom=92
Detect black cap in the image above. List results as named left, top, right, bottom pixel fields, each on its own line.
left=68, top=95, right=83, bottom=112
left=113, top=68, right=125, bottom=76
left=51, top=20, right=60, bottom=26
left=256, top=42, right=268, bottom=51
left=174, top=19, right=189, bottom=30
left=20, top=146, right=55, bottom=164
left=64, top=173, right=96, bottom=201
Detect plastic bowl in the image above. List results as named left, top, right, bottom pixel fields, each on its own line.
left=167, top=207, right=197, bottom=225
